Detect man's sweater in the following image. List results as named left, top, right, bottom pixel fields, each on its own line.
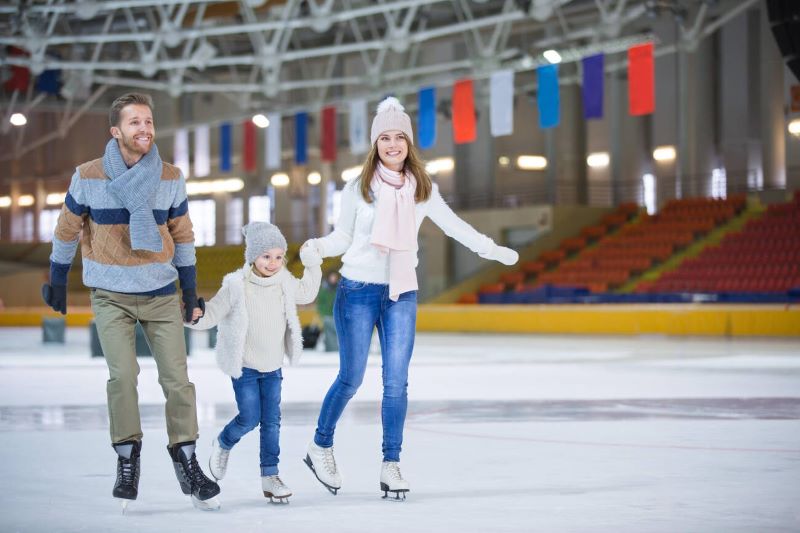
left=310, top=179, right=496, bottom=284
left=49, top=154, right=196, bottom=294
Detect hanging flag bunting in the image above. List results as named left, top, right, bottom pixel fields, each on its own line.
left=418, top=87, right=437, bottom=149
left=321, top=106, right=337, bottom=162
left=266, top=112, right=281, bottom=169
left=628, top=42, right=655, bottom=116
left=349, top=100, right=368, bottom=154
left=295, top=112, right=308, bottom=165
left=243, top=120, right=257, bottom=172
left=537, top=64, right=560, bottom=129
left=452, top=79, right=476, bottom=144
left=36, top=69, right=61, bottom=96
left=582, top=54, right=604, bottom=120
left=3, top=47, right=30, bottom=93
left=173, top=128, right=190, bottom=178
left=490, top=70, right=514, bottom=137
left=219, top=122, right=232, bottom=172
left=194, top=125, right=210, bottom=178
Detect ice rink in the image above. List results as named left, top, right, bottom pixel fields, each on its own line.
left=1, top=327, right=799, bottom=533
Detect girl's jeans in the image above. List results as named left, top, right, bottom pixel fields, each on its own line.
left=219, top=367, right=282, bottom=476
left=314, top=278, right=417, bottom=462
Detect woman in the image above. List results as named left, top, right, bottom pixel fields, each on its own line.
left=302, top=97, right=518, bottom=500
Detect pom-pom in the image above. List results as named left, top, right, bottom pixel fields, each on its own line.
left=376, top=96, right=404, bottom=114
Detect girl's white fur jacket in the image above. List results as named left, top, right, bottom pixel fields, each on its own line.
left=186, top=252, right=322, bottom=378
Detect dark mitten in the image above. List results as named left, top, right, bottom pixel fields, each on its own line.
left=41, top=284, right=67, bottom=315
left=181, top=289, right=198, bottom=323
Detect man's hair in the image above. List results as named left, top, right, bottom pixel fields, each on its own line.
left=109, top=93, right=154, bottom=127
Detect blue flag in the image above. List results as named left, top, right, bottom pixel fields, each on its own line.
left=582, top=54, right=604, bottom=120
left=537, top=64, right=559, bottom=129
left=295, top=112, right=307, bottom=165
left=219, top=122, right=232, bottom=172
left=418, top=87, right=436, bottom=149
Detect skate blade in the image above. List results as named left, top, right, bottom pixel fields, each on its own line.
left=380, top=482, right=409, bottom=501
left=303, top=455, right=340, bottom=495
left=191, top=495, right=221, bottom=511
left=116, top=498, right=131, bottom=514
left=264, top=492, right=291, bottom=504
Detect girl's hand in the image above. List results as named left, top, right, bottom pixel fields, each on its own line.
left=192, top=307, right=204, bottom=322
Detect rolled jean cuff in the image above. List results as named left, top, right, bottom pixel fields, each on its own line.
left=261, top=465, right=278, bottom=476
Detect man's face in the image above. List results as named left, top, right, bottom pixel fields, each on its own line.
left=111, top=104, right=155, bottom=162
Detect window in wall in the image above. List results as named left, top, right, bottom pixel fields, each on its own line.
left=38, top=209, right=61, bottom=242
left=641, top=173, right=656, bottom=215
left=249, top=195, right=271, bottom=223
left=327, top=182, right=341, bottom=226
left=188, top=199, right=215, bottom=246
left=711, top=168, right=727, bottom=199
left=11, top=211, right=34, bottom=241
left=226, top=197, right=243, bottom=244
left=747, top=168, right=763, bottom=191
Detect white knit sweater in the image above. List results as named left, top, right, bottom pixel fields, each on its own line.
left=187, top=265, right=320, bottom=377
left=311, top=180, right=496, bottom=284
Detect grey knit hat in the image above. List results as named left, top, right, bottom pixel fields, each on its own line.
left=242, top=222, right=288, bottom=264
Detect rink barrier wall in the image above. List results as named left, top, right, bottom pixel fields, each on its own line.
left=1, top=305, right=799, bottom=337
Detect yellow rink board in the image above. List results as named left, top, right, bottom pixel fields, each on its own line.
left=2, top=305, right=799, bottom=337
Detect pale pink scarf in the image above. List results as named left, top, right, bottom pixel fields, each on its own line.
left=369, top=162, right=418, bottom=301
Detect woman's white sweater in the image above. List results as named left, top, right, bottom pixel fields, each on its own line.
left=310, top=179, right=496, bottom=284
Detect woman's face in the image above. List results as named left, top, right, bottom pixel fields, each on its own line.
left=253, top=247, right=285, bottom=277
left=376, top=130, right=408, bottom=171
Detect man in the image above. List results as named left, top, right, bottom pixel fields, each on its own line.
left=42, top=93, right=220, bottom=512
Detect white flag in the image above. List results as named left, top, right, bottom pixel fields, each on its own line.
left=193, top=125, right=210, bottom=178
left=266, top=112, right=281, bottom=170
left=174, top=128, right=190, bottom=178
left=349, top=99, right=368, bottom=155
left=490, top=70, right=514, bottom=137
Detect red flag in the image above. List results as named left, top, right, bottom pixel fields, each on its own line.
left=243, top=120, right=257, bottom=173
left=452, top=79, right=477, bottom=144
left=321, top=106, right=337, bottom=162
left=3, top=46, right=30, bottom=93
left=628, top=43, right=655, bottom=116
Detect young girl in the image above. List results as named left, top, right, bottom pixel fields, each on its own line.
left=301, top=97, right=518, bottom=500
left=187, top=221, right=322, bottom=503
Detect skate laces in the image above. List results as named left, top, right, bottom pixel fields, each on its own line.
left=384, top=462, right=403, bottom=481
left=188, top=452, right=214, bottom=489
left=268, top=475, right=287, bottom=490
left=321, top=446, right=338, bottom=476
left=213, top=446, right=230, bottom=471
left=117, top=457, right=135, bottom=484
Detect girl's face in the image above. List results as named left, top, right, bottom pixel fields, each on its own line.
left=253, top=247, right=285, bottom=277
left=376, top=130, right=408, bottom=171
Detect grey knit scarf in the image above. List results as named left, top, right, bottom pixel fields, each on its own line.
left=103, top=138, right=163, bottom=252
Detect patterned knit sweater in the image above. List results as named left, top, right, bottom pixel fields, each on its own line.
left=49, top=152, right=196, bottom=295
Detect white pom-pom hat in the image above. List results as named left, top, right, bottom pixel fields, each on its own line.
left=370, top=96, right=414, bottom=146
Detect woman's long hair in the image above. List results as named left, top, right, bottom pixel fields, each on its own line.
left=358, top=134, right=432, bottom=204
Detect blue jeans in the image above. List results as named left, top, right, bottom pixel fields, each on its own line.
left=314, top=278, right=417, bottom=462
left=218, top=367, right=282, bottom=476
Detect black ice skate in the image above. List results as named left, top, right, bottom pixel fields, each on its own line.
left=168, top=441, right=221, bottom=511
left=112, top=440, right=141, bottom=513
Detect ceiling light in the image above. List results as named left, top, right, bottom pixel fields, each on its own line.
left=0, top=196, right=11, bottom=208
left=341, top=166, right=362, bottom=182
left=186, top=178, right=244, bottom=196
left=307, top=171, right=321, bottom=185
left=789, top=118, right=800, bottom=137
left=586, top=152, right=610, bottom=168
left=425, top=158, right=454, bottom=175
left=252, top=114, right=270, bottom=128
left=270, top=173, right=290, bottom=187
left=498, top=156, right=510, bottom=168
left=542, top=49, right=562, bottom=64
left=18, top=195, right=35, bottom=207
left=516, top=155, right=548, bottom=170
left=46, top=193, right=66, bottom=205
left=10, top=113, right=27, bottom=126
left=653, top=146, right=676, bottom=162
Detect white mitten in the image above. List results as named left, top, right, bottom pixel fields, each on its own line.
left=479, top=244, right=519, bottom=266
left=299, top=244, right=323, bottom=267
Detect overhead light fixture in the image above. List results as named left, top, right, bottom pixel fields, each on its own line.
left=789, top=118, right=800, bottom=137
left=653, top=146, right=676, bottom=162
left=46, top=192, right=66, bottom=205
left=10, top=113, right=27, bottom=127
left=18, top=195, right=35, bottom=207
left=425, top=157, right=455, bottom=175
left=498, top=156, right=510, bottom=168
left=252, top=114, right=270, bottom=128
left=587, top=152, right=610, bottom=168
left=0, top=196, right=11, bottom=208
left=307, top=171, right=321, bottom=185
left=516, top=155, right=548, bottom=170
left=542, top=49, right=562, bottom=64
left=186, top=178, right=244, bottom=196
left=270, top=173, right=290, bottom=187
left=341, top=166, right=362, bottom=182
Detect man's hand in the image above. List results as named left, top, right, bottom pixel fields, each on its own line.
left=181, top=289, right=204, bottom=324
left=41, top=284, right=67, bottom=314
